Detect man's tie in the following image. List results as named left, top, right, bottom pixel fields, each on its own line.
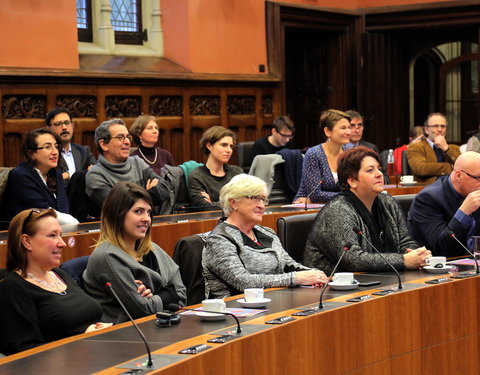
left=434, top=145, right=445, bottom=162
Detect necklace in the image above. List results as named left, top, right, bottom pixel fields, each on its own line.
left=138, top=147, right=158, bottom=165
left=27, top=271, right=67, bottom=295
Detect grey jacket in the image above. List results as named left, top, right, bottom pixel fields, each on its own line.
left=86, top=155, right=169, bottom=211
left=202, top=221, right=310, bottom=298
left=83, top=242, right=186, bottom=324
left=303, top=193, right=418, bottom=274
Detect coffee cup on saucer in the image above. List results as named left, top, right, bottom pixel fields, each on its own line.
left=244, top=288, right=264, bottom=302
left=202, top=299, right=226, bottom=312
left=400, top=175, right=415, bottom=183
left=332, top=272, right=354, bottom=285
left=425, top=256, right=446, bottom=268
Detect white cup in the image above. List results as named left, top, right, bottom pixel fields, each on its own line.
left=244, top=288, right=264, bottom=302
left=332, top=272, right=354, bottom=285
left=426, top=256, right=447, bottom=268
left=202, top=299, right=226, bottom=312
left=400, top=175, right=414, bottom=183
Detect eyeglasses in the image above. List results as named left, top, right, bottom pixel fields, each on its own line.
left=22, top=208, right=44, bottom=234
left=110, top=134, right=133, bottom=143
left=349, top=124, right=364, bottom=129
left=245, top=195, right=269, bottom=205
left=51, top=120, right=73, bottom=127
left=460, top=169, right=480, bottom=181
left=36, top=143, right=60, bottom=151
left=427, top=124, right=447, bottom=129
left=277, top=131, right=294, bottom=139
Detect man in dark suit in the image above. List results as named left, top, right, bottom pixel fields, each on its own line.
left=344, top=110, right=379, bottom=154
left=408, top=151, right=480, bottom=257
left=46, top=107, right=96, bottom=181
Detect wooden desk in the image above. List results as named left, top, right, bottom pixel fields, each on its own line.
left=384, top=184, right=427, bottom=195
left=0, top=206, right=320, bottom=268
left=1, top=269, right=479, bottom=374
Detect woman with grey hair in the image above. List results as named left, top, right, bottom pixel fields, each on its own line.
left=202, top=174, right=328, bottom=298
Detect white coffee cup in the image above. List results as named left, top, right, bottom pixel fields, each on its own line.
left=202, top=299, right=226, bottom=312
left=332, top=272, right=354, bottom=285
left=400, top=175, right=414, bottom=183
left=244, top=288, right=264, bottom=302
left=426, top=256, right=447, bottom=268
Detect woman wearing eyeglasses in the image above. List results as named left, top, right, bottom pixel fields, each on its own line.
left=294, top=109, right=352, bottom=204
left=2, top=128, right=78, bottom=224
left=0, top=209, right=111, bottom=356
left=202, top=174, right=328, bottom=299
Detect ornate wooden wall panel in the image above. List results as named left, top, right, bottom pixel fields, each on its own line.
left=0, top=83, right=280, bottom=167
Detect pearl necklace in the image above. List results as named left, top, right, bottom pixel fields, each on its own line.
left=27, top=271, right=67, bottom=295
left=138, top=147, right=158, bottom=165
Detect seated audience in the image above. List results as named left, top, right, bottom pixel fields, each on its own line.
left=294, top=109, right=351, bottom=203
left=408, top=151, right=480, bottom=257
left=188, top=126, right=243, bottom=207
left=2, top=128, right=78, bottom=224
left=83, top=182, right=186, bottom=324
left=202, top=174, right=328, bottom=298
left=86, top=118, right=169, bottom=214
left=45, top=107, right=96, bottom=182
left=407, top=112, right=460, bottom=183
left=0, top=209, right=110, bottom=356
left=344, top=110, right=380, bottom=154
left=303, top=146, right=431, bottom=274
left=248, top=115, right=294, bottom=164
left=129, top=115, right=174, bottom=175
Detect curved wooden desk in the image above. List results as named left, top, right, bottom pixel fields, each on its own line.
left=1, top=269, right=478, bottom=374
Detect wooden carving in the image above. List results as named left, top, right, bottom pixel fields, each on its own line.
left=262, top=95, right=273, bottom=114
left=189, top=96, right=220, bottom=115
left=105, top=96, right=141, bottom=117
left=227, top=95, right=255, bottom=114
left=56, top=96, right=97, bottom=117
left=2, top=95, right=46, bottom=119
left=150, top=96, right=182, bottom=116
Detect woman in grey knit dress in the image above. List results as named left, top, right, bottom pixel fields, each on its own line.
left=202, top=174, right=328, bottom=298
left=83, top=182, right=186, bottom=323
left=303, top=146, right=431, bottom=274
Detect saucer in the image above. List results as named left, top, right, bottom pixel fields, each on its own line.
left=423, top=265, right=453, bottom=274
left=399, top=181, right=417, bottom=186
left=195, top=311, right=226, bottom=321
left=237, top=298, right=271, bottom=308
left=328, top=280, right=359, bottom=291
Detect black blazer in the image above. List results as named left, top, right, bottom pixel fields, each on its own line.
left=71, top=143, right=96, bottom=172
left=407, top=175, right=480, bottom=257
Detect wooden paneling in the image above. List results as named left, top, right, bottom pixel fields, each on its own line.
left=0, top=84, right=280, bottom=167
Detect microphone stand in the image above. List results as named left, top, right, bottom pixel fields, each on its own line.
left=304, top=180, right=324, bottom=211
left=319, top=242, right=352, bottom=308
left=353, top=227, right=403, bottom=290
left=449, top=232, right=480, bottom=275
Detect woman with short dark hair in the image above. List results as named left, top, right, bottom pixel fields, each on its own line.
left=303, top=146, right=431, bottom=274
left=83, top=182, right=186, bottom=323
left=188, top=126, right=243, bottom=207
left=0, top=209, right=110, bottom=355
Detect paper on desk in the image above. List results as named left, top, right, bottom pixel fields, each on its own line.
left=447, top=258, right=480, bottom=266
left=281, top=203, right=325, bottom=208
left=180, top=307, right=266, bottom=317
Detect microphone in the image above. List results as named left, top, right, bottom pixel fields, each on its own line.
left=101, top=275, right=153, bottom=368
left=167, top=303, right=242, bottom=334
left=448, top=231, right=480, bottom=274
left=304, top=180, right=324, bottom=210
left=353, top=227, right=403, bottom=290
left=319, top=242, right=352, bottom=308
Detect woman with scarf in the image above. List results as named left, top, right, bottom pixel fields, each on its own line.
left=303, top=146, right=431, bottom=274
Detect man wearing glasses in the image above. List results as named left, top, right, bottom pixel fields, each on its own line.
left=408, top=152, right=480, bottom=257
left=344, top=110, right=380, bottom=154
left=86, top=119, right=169, bottom=215
left=248, top=115, right=294, bottom=164
left=407, top=112, right=460, bottom=183
left=46, top=107, right=96, bottom=181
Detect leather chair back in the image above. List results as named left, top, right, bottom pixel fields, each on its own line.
left=277, top=213, right=318, bottom=262
left=402, top=150, right=410, bottom=175
left=392, top=194, right=416, bottom=217
left=237, top=141, right=255, bottom=172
